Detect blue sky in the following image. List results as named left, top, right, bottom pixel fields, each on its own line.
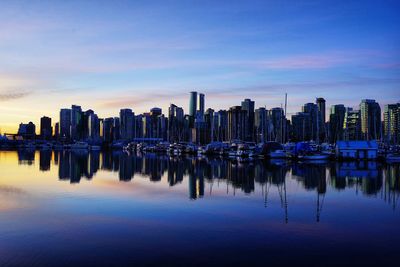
left=0, top=0, right=399, bottom=131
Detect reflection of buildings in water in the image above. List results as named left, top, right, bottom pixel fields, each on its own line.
left=383, top=164, right=400, bottom=210
left=44, top=150, right=400, bottom=209
left=39, top=150, right=51, bottom=171
left=57, top=151, right=100, bottom=184
left=167, top=157, right=184, bottom=186
left=227, top=161, right=255, bottom=194
left=188, top=172, right=204, bottom=200
left=17, top=149, right=35, bottom=165
left=142, top=154, right=167, bottom=182
left=292, top=162, right=327, bottom=194
left=331, top=161, right=383, bottom=196
left=119, top=152, right=135, bottom=182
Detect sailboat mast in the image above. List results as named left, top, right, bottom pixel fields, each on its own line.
left=284, top=93, right=287, bottom=144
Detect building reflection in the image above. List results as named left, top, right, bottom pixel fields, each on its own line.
left=24, top=151, right=400, bottom=212
left=17, top=149, right=35, bottom=165
left=55, top=150, right=100, bottom=183
left=329, top=161, right=383, bottom=195
left=39, top=150, right=51, bottom=171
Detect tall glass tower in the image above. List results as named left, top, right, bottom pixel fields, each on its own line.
left=189, top=91, right=197, bottom=117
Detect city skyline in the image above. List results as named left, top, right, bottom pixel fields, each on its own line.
left=1, top=0, right=400, bottom=132
left=8, top=92, right=400, bottom=146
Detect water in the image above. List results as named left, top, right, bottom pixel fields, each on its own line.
left=0, top=150, right=399, bottom=266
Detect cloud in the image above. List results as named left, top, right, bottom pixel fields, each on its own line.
left=0, top=91, right=31, bottom=101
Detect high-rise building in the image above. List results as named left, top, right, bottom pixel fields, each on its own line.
left=316, top=98, right=326, bottom=123
left=135, top=114, right=143, bottom=139
left=228, top=106, right=247, bottom=141
left=329, top=104, right=346, bottom=143
left=54, top=122, right=59, bottom=140
left=40, top=116, right=52, bottom=140
left=168, top=104, right=184, bottom=142
left=241, top=98, right=255, bottom=141
left=291, top=112, right=311, bottom=142
left=189, top=91, right=197, bottom=118
left=214, top=110, right=228, bottom=142
left=59, top=108, right=71, bottom=140
left=82, top=109, right=94, bottom=139
left=344, top=108, right=361, bottom=140
left=269, top=107, right=285, bottom=143
left=384, top=103, right=400, bottom=144
left=103, top=117, right=114, bottom=142
left=302, top=103, right=319, bottom=142
left=120, top=109, right=135, bottom=140
left=112, top=117, right=120, bottom=140
left=254, top=107, right=270, bottom=143
left=316, top=98, right=326, bottom=142
left=70, top=105, right=82, bottom=141
left=198, top=93, right=205, bottom=116
left=18, top=122, right=36, bottom=139
left=360, top=99, right=381, bottom=140
left=88, top=113, right=99, bottom=139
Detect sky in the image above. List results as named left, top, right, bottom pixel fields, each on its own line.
left=0, top=0, right=399, bottom=133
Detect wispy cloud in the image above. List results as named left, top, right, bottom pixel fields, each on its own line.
left=0, top=91, right=31, bottom=102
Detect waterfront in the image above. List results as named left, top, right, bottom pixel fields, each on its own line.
left=1, top=150, right=399, bottom=266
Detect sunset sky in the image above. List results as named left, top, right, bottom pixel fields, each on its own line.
left=0, top=0, right=399, bottom=133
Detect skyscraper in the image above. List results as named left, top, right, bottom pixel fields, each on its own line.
left=214, top=110, right=228, bottom=142
left=360, top=99, right=381, bottom=140
left=344, top=108, right=361, bottom=140
left=291, top=112, right=311, bottom=142
left=54, top=122, right=59, bottom=140
left=316, top=98, right=326, bottom=123
left=270, top=107, right=285, bottom=143
left=189, top=91, right=197, bottom=118
left=120, top=108, right=135, bottom=140
left=103, top=117, right=114, bottom=142
left=70, top=105, right=82, bottom=141
left=384, top=103, right=400, bottom=144
left=228, top=106, right=247, bottom=141
left=329, top=104, right=346, bottom=143
left=198, top=93, right=205, bottom=116
left=302, top=103, right=319, bottom=142
left=168, top=104, right=184, bottom=142
left=59, top=108, right=71, bottom=140
left=241, top=98, right=255, bottom=141
left=254, top=107, right=269, bottom=143
left=40, top=116, right=52, bottom=140
left=17, top=122, right=36, bottom=139
left=88, top=113, right=99, bottom=139
left=316, top=97, right=326, bottom=142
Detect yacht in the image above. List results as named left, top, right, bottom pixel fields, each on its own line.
left=90, top=145, right=101, bottom=151
left=39, top=143, right=52, bottom=150
left=70, top=142, right=89, bottom=150
left=386, top=153, right=400, bottom=162
left=298, top=152, right=329, bottom=160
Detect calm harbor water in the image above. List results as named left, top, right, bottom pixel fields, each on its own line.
left=0, top=150, right=399, bottom=266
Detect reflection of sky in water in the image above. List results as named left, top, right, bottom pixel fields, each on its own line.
left=0, top=151, right=399, bottom=266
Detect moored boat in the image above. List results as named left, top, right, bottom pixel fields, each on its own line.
left=298, top=153, right=329, bottom=160
left=70, top=142, right=89, bottom=150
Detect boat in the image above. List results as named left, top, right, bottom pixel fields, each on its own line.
left=236, top=143, right=251, bottom=158
left=269, top=150, right=287, bottom=159
left=52, top=143, right=64, bottom=150
left=386, top=153, right=400, bottom=162
left=90, top=145, right=101, bottom=151
left=39, top=143, right=52, bottom=150
left=298, top=153, right=329, bottom=160
left=70, top=142, right=89, bottom=150
left=260, top=142, right=288, bottom=159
